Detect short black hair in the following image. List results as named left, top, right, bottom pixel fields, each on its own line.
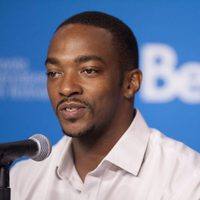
left=56, top=11, right=139, bottom=70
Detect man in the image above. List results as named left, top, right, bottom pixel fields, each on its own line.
left=11, top=11, right=200, bottom=199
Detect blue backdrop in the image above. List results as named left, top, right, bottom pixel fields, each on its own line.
left=0, top=0, right=199, bottom=153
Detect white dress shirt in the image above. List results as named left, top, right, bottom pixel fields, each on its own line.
left=10, top=111, right=200, bottom=200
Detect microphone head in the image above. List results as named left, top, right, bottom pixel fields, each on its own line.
left=29, top=134, right=52, bottom=161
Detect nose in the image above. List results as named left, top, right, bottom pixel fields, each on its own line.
left=59, top=73, right=83, bottom=97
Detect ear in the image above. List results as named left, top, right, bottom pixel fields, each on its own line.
left=123, top=69, right=142, bottom=99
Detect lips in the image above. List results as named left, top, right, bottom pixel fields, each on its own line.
left=58, top=101, right=87, bottom=120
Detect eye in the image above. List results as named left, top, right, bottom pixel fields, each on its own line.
left=85, top=69, right=96, bottom=74
left=81, top=67, right=99, bottom=76
left=46, top=71, right=62, bottom=79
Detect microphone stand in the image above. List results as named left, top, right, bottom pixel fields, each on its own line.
left=0, top=139, right=33, bottom=200
left=0, top=161, right=12, bottom=200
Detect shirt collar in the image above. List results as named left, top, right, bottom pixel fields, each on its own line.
left=56, top=137, right=84, bottom=190
left=56, top=110, right=150, bottom=179
left=56, top=136, right=73, bottom=180
left=104, top=110, right=150, bottom=176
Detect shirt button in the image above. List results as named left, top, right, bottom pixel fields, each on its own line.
left=76, top=189, right=82, bottom=194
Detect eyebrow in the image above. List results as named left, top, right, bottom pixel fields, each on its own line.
left=45, top=55, right=106, bottom=67
left=45, top=57, right=60, bottom=66
left=74, top=55, right=106, bottom=64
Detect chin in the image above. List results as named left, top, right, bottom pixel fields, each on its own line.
left=61, top=124, right=95, bottom=138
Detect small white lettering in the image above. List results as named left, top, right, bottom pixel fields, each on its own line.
left=0, top=57, right=48, bottom=101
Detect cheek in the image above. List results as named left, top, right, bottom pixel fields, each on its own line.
left=90, top=89, right=122, bottom=129
left=47, top=83, right=58, bottom=111
left=87, top=81, right=122, bottom=111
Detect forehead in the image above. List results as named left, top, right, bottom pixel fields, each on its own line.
left=48, top=24, right=117, bottom=58
left=55, top=23, right=112, bottom=38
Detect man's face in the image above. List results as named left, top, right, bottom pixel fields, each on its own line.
left=46, top=24, right=128, bottom=138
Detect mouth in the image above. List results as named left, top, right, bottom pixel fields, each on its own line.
left=58, top=101, right=87, bottom=120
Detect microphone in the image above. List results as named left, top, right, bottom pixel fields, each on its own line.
left=0, top=134, right=52, bottom=165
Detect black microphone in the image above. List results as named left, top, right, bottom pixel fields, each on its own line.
left=0, top=134, right=52, bottom=165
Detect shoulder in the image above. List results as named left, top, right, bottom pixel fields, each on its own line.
left=148, top=129, right=200, bottom=167
left=147, top=129, right=200, bottom=198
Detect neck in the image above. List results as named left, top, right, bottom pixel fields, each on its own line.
left=71, top=109, right=136, bottom=181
